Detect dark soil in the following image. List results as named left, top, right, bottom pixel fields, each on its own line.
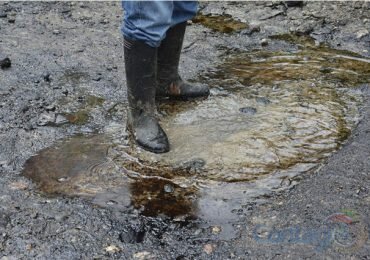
left=0, top=1, right=369, bottom=259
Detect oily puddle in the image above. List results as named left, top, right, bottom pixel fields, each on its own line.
left=192, top=13, right=247, bottom=33
left=22, top=46, right=369, bottom=238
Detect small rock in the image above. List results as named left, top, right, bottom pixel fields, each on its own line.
left=164, top=184, right=174, bottom=193
left=241, top=24, right=261, bottom=36
left=203, top=244, right=216, bottom=255
left=211, top=226, right=222, bottom=234
left=57, top=177, right=68, bottom=182
left=43, top=73, right=51, bottom=82
left=0, top=12, right=7, bottom=18
left=92, top=75, right=102, bottom=81
left=60, top=8, right=71, bottom=14
left=260, top=38, right=268, bottom=46
left=100, top=19, right=109, bottom=24
left=0, top=58, right=11, bottom=69
left=133, top=251, right=154, bottom=260
left=37, top=113, right=56, bottom=126
left=239, top=107, right=257, bottom=115
left=356, top=29, right=369, bottom=39
left=45, top=104, right=56, bottom=112
left=180, top=158, right=206, bottom=172
left=119, top=226, right=145, bottom=244
left=55, top=114, right=69, bottom=125
left=9, top=180, right=29, bottom=190
left=256, top=97, right=271, bottom=105
left=105, top=245, right=121, bottom=253
left=53, top=29, right=60, bottom=35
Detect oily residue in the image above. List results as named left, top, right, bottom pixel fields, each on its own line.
left=192, top=13, right=247, bottom=33
left=22, top=38, right=370, bottom=238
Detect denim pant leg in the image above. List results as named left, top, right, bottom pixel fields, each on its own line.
left=122, top=1, right=173, bottom=47
left=122, top=1, right=198, bottom=48
left=172, top=1, right=198, bottom=27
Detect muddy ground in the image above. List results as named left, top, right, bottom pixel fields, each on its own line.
left=0, top=1, right=370, bottom=259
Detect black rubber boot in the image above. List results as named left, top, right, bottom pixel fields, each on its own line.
left=157, top=22, right=210, bottom=99
left=124, top=37, right=170, bottom=153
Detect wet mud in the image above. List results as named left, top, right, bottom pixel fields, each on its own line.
left=2, top=1, right=370, bottom=258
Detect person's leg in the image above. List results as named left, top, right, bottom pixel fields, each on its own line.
left=171, top=1, right=198, bottom=26
left=122, top=1, right=173, bottom=47
left=157, top=1, right=209, bottom=99
left=122, top=1, right=173, bottom=153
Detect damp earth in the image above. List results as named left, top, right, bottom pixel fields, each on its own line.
left=22, top=38, right=370, bottom=238
left=2, top=2, right=370, bottom=258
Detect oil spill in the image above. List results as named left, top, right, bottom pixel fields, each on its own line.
left=22, top=40, right=370, bottom=240
left=192, top=13, right=247, bottom=33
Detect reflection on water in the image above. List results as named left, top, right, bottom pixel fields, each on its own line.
left=22, top=39, right=370, bottom=239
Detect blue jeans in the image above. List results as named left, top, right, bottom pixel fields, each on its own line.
left=121, top=1, right=198, bottom=47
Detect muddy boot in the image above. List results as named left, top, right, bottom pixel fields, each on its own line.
left=157, top=22, right=210, bottom=99
left=124, top=38, right=170, bottom=153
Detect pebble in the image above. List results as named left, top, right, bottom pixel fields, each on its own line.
left=239, top=107, right=257, bottom=115
left=211, top=226, right=222, bottom=234
left=45, top=104, right=56, bottom=112
left=9, top=180, right=29, bottom=190
left=133, top=251, right=154, bottom=260
left=256, top=97, right=271, bottom=105
left=203, top=244, right=216, bottom=255
left=55, top=114, right=69, bottom=125
left=119, top=226, right=145, bottom=244
left=37, top=113, right=56, bottom=126
left=0, top=58, right=11, bottom=69
left=164, top=184, right=174, bottom=193
left=43, top=73, right=51, bottom=82
left=53, top=30, right=60, bottom=35
left=260, top=38, right=268, bottom=46
left=241, top=24, right=261, bottom=36
left=356, top=29, right=369, bottom=39
left=105, top=245, right=120, bottom=253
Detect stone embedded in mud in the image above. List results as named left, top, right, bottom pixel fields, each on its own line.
left=356, top=29, right=369, bottom=39
left=0, top=57, right=11, bottom=69
left=55, top=114, right=69, bottom=125
left=119, top=226, right=146, bottom=244
left=255, top=97, right=271, bottom=105
left=239, top=107, right=257, bottom=115
left=105, top=245, right=121, bottom=253
left=37, top=112, right=56, bottom=126
left=133, top=251, right=154, bottom=260
left=42, top=72, right=51, bottom=82
left=203, top=244, right=216, bottom=255
left=260, top=38, right=269, bottom=46
left=164, top=184, right=174, bottom=193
